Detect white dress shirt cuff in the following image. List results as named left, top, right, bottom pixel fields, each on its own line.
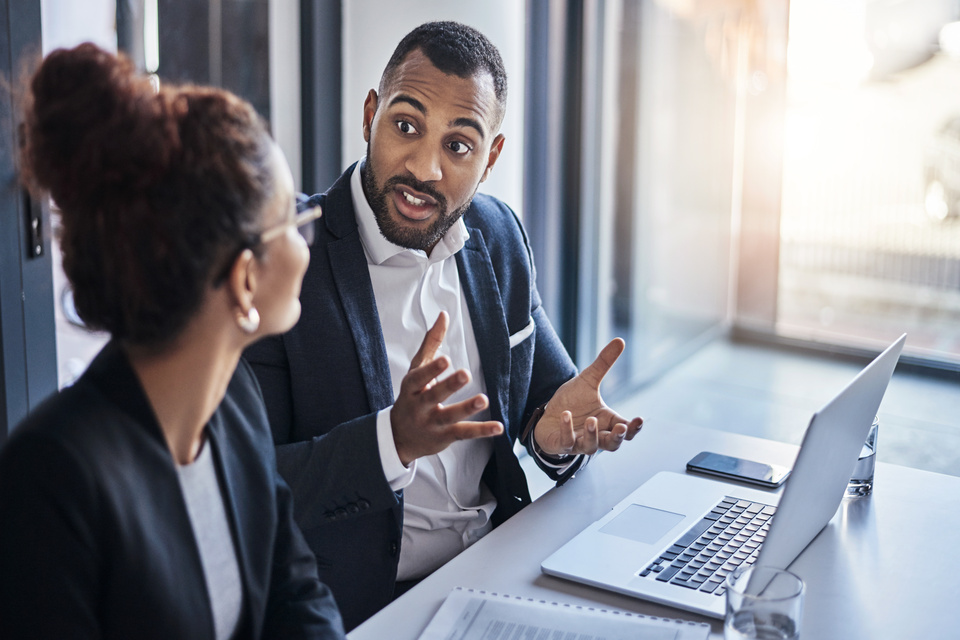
left=530, top=440, right=588, bottom=474
left=377, top=406, right=417, bottom=491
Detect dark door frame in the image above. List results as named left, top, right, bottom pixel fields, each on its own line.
left=0, top=0, right=58, bottom=439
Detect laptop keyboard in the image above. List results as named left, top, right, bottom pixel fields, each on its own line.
left=638, top=496, right=776, bottom=596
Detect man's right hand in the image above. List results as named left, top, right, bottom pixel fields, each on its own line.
left=390, top=312, right=504, bottom=466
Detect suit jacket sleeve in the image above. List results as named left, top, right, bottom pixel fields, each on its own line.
left=0, top=432, right=102, bottom=639
left=261, top=471, right=346, bottom=639
left=231, top=358, right=345, bottom=639
left=242, top=341, right=398, bottom=532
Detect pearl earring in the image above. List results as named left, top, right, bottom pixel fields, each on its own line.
left=237, top=307, right=260, bottom=334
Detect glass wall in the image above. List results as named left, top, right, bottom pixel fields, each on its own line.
left=776, top=0, right=960, bottom=365
left=583, top=0, right=742, bottom=393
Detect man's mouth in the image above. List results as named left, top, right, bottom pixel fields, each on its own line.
left=402, top=191, right=426, bottom=206
left=392, top=185, right=439, bottom=221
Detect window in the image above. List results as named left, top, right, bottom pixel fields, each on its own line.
left=775, top=0, right=960, bottom=366
left=575, top=0, right=743, bottom=393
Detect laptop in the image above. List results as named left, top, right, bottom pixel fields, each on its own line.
left=541, top=334, right=906, bottom=619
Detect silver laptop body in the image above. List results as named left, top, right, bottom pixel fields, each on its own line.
left=541, top=334, right=906, bottom=618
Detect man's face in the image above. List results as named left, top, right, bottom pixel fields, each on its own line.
left=361, top=49, right=505, bottom=253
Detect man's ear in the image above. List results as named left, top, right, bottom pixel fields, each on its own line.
left=227, top=248, right=257, bottom=317
left=362, top=90, right=379, bottom=143
left=480, top=134, right=505, bottom=183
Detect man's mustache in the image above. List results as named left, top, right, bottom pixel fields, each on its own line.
left=383, top=175, right=447, bottom=210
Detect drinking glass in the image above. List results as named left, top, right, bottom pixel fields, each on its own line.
left=846, top=415, right=879, bottom=497
left=724, top=565, right=804, bottom=640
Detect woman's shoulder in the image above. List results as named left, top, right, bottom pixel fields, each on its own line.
left=8, top=381, right=107, bottom=448
left=0, top=382, right=109, bottom=495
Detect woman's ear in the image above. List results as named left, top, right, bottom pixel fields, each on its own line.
left=227, top=248, right=259, bottom=333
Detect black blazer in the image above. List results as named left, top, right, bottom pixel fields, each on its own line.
left=0, top=341, right=345, bottom=640
left=244, top=164, right=579, bottom=630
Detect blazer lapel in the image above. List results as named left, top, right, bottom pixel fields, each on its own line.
left=328, top=237, right=394, bottom=411
left=323, top=167, right=394, bottom=412
left=456, top=229, right=510, bottom=425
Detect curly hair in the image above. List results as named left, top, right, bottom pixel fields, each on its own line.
left=20, top=43, right=275, bottom=346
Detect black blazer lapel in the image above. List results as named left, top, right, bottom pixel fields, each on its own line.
left=322, top=166, right=394, bottom=413
left=88, top=342, right=219, bottom=636
left=458, top=229, right=532, bottom=520
left=456, top=228, right=510, bottom=426
left=328, top=237, right=394, bottom=411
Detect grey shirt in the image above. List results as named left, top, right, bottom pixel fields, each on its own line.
left=177, top=439, right=243, bottom=640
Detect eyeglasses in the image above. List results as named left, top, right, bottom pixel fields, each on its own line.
left=212, top=193, right=322, bottom=286
left=257, top=193, right=322, bottom=247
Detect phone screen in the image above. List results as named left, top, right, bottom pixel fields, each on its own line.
left=686, top=451, right=791, bottom=488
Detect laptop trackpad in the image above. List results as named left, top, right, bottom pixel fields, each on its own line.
left=599, top=504, right=685, bottom=544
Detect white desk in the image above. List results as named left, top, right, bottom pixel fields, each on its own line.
left=348, top=421, right=960, bottom=639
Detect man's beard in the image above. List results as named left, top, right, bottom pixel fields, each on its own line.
left=362, top=144, right=473, bottom=251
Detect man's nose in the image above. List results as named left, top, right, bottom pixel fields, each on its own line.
left=404, top=141, right=443, bottom=183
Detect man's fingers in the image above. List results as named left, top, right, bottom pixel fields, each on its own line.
left=575, top=416, right=599, bottom=455
left=420, top=369, right=471, bottom=405
left=442, top=420, right=504, bottom=442
left=602, top=413, right=644, bottom=441
left=579, top=338, right=625, bottom=388
left=559, top=410, right=576, bottom=452
left=410, top=311, right=449, bottom=370
left=402, top=355, right=451, bottom=393
left=623, top=416, right=644, bottom=440
left=434, top=394, right=490, bottom=424
left=598, top=423, right=628, bottom=451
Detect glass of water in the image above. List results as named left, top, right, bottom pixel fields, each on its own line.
left=724, top=565, right=804, bottom=640
left=846, top=415, right=879, bottom=497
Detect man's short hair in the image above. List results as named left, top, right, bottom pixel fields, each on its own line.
left=380, top=21, right=507, bottom=124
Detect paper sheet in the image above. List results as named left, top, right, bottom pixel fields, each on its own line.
left=418, top=587, right=712, bottom=640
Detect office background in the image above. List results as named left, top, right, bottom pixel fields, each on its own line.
left=2, top=0, right=958, bottom=480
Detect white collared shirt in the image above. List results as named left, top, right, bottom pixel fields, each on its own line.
left=350, top=162, right=496, bottom=580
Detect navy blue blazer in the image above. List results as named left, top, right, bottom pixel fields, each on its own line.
left=0, top=341, right=344, bottom=640
left=243, top=164, right=578, bottom=630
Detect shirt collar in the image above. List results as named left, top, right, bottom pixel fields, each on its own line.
left=350, top=158, right=468, bottom=265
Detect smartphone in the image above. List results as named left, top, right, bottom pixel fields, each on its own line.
left=686, top=451, right=791, bottom=489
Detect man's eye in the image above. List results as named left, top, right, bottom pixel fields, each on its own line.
left=397, top=121, right=418, bottom=135
left=449, top=140, right=471, bottom=155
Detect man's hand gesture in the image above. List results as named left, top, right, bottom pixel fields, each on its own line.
left=390, top=312, right=504, bottom=466
left=533, top=338, right=643, bottom=457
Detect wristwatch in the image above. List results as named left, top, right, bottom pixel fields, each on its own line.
left=521, top=402, right=569, bottom=464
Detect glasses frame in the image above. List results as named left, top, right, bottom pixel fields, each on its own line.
left=258, top=203, right=323, bottom=245
left=212, top=194, right=322, bottom=287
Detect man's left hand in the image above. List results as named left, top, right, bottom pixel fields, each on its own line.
left=533, top=338, right=643, bottom=456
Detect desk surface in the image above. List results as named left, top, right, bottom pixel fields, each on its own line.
left=348, top=421, right=960, bottom=640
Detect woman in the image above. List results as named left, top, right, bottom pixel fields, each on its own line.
left=0, top=44, right=344, bottom=639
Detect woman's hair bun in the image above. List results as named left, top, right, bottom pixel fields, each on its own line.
left=22, top=42, right=178, bottom=210
left=19, top=43, right=276, bottom=346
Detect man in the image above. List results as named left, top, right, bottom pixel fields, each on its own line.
left=244, top=21, right=643, bottom=631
